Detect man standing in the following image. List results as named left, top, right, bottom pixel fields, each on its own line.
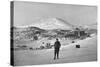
left=54, top=38, right=61, bottom=60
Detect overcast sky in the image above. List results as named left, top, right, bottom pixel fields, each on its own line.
left=14, top=1, right=97, bottom=27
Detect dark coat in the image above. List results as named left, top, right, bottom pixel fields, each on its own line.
left=54, top=41, right=61, bottom=49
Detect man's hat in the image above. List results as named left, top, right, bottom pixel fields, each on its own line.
left=56, top=38, right=58, bottom=41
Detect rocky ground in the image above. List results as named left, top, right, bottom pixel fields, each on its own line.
left=14, top=34, right=97, bottom=66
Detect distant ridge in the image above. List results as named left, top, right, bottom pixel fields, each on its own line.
left=15, top=17, right=74, bottom=30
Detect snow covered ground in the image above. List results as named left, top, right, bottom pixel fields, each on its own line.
left=14, top=34, right=97, bottom=66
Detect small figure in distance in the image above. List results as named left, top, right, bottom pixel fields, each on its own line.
left=54, top=38, right=61, bottom=60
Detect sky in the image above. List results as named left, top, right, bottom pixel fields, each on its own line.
left=13, top=1, right=97, bottom=27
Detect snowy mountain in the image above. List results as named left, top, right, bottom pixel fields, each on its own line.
left=79, top=23, right=97, bottom=30
left=13, top=18, right=97, bottom=42
left=26, top=17, right=74, bottom=30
